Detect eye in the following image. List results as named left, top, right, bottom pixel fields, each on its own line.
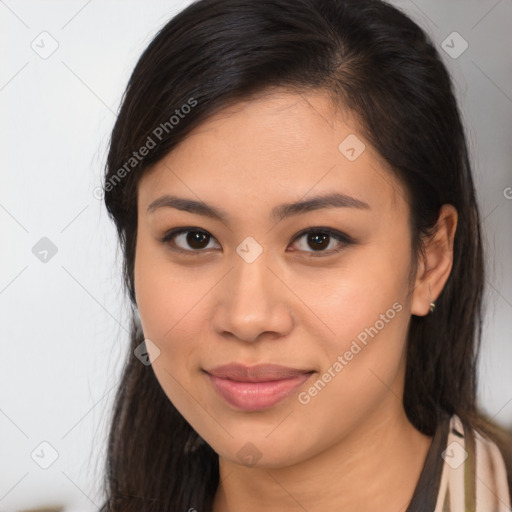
left=161, top=228, right=220, bottom=254
left=161, top=226, right=353, bottom=256
left=288, top=227, right=353, bottom=257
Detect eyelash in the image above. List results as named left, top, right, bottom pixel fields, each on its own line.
left=160, top=226, right=354, bottom=258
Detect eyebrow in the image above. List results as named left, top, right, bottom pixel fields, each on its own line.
left=146, top=192, right=370, bottom=222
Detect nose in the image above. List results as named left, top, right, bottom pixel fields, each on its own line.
left=212, top=252, right=294, bottom=343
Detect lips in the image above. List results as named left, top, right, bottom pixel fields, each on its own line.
left=204, top=363, right=314, bottom=411
left=205, top=363, right=312, bottom=382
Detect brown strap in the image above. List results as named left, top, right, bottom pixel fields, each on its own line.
left=406, top=413, right=450, bottom=512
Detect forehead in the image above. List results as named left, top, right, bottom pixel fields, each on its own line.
left=138, top=89, right=408, bottom=221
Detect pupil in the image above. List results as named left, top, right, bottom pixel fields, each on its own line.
left=187, top=231, right=209, bottom=249
left=309, top=232, right=329, bottom=251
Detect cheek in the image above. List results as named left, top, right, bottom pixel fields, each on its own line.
left=292, top=241, right=412, bottom=413
left=133, top=242, right=216, bottom=427
left=295, top=241, right=411, bottom=355
left=134, top=248, right=209, bottom=358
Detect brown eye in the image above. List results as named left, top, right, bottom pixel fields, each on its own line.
left=162, top=228, right=220, bottom=253
left=306, top=232, right=330, bottom=251
left=289, top=228, right=352, bottom=256
left=185, top=231, right=210, bottom=249
left=161, top=226, right=352, bottom=257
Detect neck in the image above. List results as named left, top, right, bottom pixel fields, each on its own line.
left=212, top=402, right=432, bottom=512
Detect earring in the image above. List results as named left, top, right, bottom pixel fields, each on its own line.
left=429, top=301, right=436, bottom=314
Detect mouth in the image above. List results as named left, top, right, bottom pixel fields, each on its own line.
left=203, top=363, right=315, bottom=411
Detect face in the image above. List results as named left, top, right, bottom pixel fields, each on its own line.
left=134, top=89, right=417, bottom=468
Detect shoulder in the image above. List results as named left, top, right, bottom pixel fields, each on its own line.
left=434, top=414, right=511, bottom=512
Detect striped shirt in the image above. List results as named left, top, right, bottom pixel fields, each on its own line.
left=406, top=414, right=511, bottom=511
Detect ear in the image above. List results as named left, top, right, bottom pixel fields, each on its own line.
left=411, top=204, right=458, bottom=316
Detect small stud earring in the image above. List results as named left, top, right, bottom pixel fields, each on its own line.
left=429, top=301, right=436, bottom=314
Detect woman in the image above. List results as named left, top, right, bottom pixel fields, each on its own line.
left=100, top=0, right=512, bottom=510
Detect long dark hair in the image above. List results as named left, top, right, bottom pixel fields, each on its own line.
left=100, top=0, right=511, bottom=509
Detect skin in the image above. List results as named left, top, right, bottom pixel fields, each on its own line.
left=134, top=89, right=457, bottom=511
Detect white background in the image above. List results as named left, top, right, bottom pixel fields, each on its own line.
left=1, top=1, right=511, bottom=510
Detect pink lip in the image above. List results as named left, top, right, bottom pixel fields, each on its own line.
left=204, top=363, right=314, bottom=411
